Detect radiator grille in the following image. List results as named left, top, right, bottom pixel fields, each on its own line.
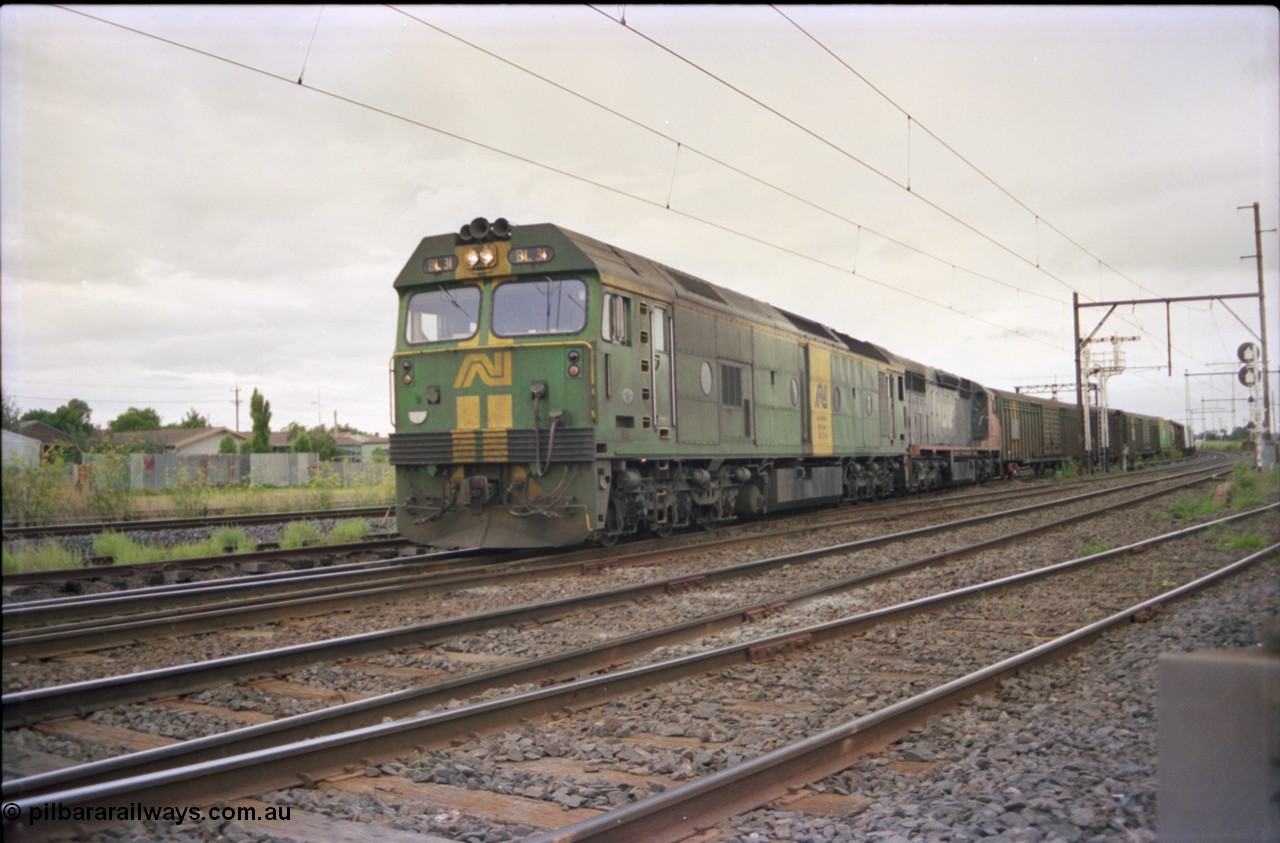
left=390, top=428, right=596, bottom=465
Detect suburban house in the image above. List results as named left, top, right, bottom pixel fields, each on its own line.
left=111, top=427, right=248, bottom=455
left=16, top=420, right=77, bottom=457
left=268, top=431, right=388, bottom=462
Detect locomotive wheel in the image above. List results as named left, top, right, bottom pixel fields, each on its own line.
left=697, top=504, right=720, bottom=531
left=598, top=499, right=622, bottom=546
left=650, top=498, right=674, bottom=538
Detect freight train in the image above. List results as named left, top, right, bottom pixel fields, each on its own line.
left=389, top=218, right=1185, bottom=548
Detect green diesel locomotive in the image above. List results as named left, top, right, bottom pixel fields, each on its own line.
left=390, top=217, right=1003, bottom=548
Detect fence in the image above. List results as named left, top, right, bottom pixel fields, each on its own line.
left=83, top=453, right=392, bottom=491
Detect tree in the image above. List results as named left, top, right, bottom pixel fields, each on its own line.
left=291, top=431, right=314, bottom=453
left=219, top=434, right=239, bottom=454
left=19, top=398, right=96, bottom=460
left=109, top=407, right=163, bottom=433
left=176, top=409, right=209, bottom=429
left=249, top=389, right=272, bottom=454
left=308, top=426, right=340, bottom=460
left=22, top=399, right=96, bottom=441
left=2, top=391, right=20, bottom=431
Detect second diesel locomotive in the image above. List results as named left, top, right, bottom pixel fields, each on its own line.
left=390, top=217, right=1010, bottom=548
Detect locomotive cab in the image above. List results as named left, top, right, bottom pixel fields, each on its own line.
left=390, top=218, right=605, bottom=547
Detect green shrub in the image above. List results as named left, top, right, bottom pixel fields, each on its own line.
left=1168, top=493, right=1223, bottom=521
left=1218, top=532, right=1266, bottom=552
left=87, top=451, right=135, bottom=520
left=1052, top=460, right=1080, bottom=481
left=168, top=464, right=210, bottom=518
left=1, top=454, right=81, bottom=526
left=92, top=528, right=256, bottom=565
left=279, top=521, right=323, bottom=549
left=2, top=542, right=82, bottom=574
left=328, top=519, right=370, bottom=544
left=211, top=527, right=257, bottom=554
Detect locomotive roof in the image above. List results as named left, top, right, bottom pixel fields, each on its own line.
left=560, top=225, right=889, bottom=353
left=537, top=222, right=895, bottom=366
left=875, top=346, right=989, bottom=394
left=399, top=219, right=897, bottom=363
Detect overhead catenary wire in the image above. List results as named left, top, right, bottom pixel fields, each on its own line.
left=42, top=4, right=1255, bottom=404
left=50, top=3, right=1066, bottom=352
left=587, top=5, right=1215, bottom=372
left=770, top=5, right=1167, bottom=302
left=387, top=5, right=1060, bottom=306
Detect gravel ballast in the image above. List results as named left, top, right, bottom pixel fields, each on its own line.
left=63, top=551, right=1275, bottom=843
left=719, top=559, right=1277, bottom=843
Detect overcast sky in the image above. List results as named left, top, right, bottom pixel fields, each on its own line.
left=2, top=5, right=1277, bottom=438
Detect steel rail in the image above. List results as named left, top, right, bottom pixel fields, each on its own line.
left=1, top=456, right=1210, bottom=589
left=4, top=490, right=1269, bottom=805
left=0, top=477, right=1005, bottom=592
left=2, top=466, right=1224, bottom=725
left=0, top=466, right=1227, bottom=724
left=1, top=546, right=520, bottom=637
left=2, top=467, right=1073, bottom=621
left=1, top=463, right=1223, bottom=659
left=0, top=536, right=410, bottom=588
left=1, top=505, right=395, bottom=540
left=528, top=538, right=1280, bottom=842
left=3, top=509, right=1272, bottom=840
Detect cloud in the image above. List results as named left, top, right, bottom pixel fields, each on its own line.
left=2, top=5, right=1275, bottom=435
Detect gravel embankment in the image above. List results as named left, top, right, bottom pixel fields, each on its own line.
left=719, top=559, right=1277, bottom=843
left=60, top=554, right=1275, bottom=843
left=8, top=472, right=1274, bottom=843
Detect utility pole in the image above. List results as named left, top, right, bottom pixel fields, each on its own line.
left=1238, top=202, right=1273, bottom=435
left=231, top=386, right=242, bottom=434
left=1074, top=290, right=1261, bottom=474
left=1073, top=292, right=1085, bottom=468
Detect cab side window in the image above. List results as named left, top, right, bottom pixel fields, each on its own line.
left=602, top=292, right=630, bottom=344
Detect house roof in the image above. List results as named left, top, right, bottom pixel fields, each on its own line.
left=17, top=420, right=76, bottom=446
left=268, top=431, right=385, bottom=449
left=112, top=427, right=247, bottom=450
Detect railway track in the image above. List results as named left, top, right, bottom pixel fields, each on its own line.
left=1, top=458, right=1198, bottom=591
left=1, top=463, right=1227, bottom=705
left=3, top=458, right=1272, bottom=840
left=2, top=462, right=1217, bottom=659
left=1, top=506, right=396, bottom=541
